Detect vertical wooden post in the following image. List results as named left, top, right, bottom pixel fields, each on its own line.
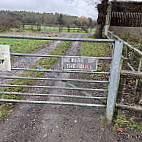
left=110, top=32, right=114, bottom=39
left=44, top=26, right=46, bottom=36
left=135, top=57, right=142, bottom=88
left=78, top=27, right=80, bottom=33
left=31, top=25, right=33, bottom=31
left=125, top=46, right=128, bottom=58
left=58, top=25, right=60, bottom=33
left=105, top=3, right=112, bottom=36
left=135, top=57, right=142, bottom=106
left=68, top=26, right=70, bottom=32
left=106, top=40, right=123, bottom=124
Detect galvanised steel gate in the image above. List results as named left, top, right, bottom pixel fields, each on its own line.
left=0, top=35, right=123, bottom=124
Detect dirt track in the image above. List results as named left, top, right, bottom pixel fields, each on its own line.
left=0, top=33, right=141, bottom=142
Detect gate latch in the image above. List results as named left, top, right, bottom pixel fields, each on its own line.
left=0, top=45, right=11, bottom=71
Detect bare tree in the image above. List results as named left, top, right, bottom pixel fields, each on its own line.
left=95, top=0, right=109, bottom=38
left=67, top=0, right=109, bottom=38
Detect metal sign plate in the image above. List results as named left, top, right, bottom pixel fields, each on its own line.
left=62, top=56, right=98, bottom=71
left=0, top=45, right=11, bottom=71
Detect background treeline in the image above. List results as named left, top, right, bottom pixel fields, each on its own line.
left=0, top=10, right=96, bottom=31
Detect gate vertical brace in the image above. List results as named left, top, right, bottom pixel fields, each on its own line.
left=106, top=40, right=123, bottom=124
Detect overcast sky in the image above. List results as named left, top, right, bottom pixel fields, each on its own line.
left=0, top=0, right=99, bottom=19
left=1, top=0, right=141, bottom=20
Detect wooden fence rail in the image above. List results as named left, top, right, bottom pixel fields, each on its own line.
left=107, top=31, right=142, bottom=113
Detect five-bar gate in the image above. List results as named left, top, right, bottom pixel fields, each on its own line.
left=0, top=35, right=123, bottom=124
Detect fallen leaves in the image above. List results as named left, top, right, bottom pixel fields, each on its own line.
left=115, top=125, right=123, bottom=133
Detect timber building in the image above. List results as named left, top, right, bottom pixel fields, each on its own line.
left=105, top=0, right=142, bottom=36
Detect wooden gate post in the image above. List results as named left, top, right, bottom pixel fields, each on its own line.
left=106, top=40, right=123, bottom=124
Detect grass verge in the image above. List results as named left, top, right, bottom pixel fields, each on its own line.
left=114, top=115, right=142, bottom=132
left=80, top=41, right=111, bottom=81
left=80, top=42, right=111, bottom=57
left=100, top=114, right=142, bottom=133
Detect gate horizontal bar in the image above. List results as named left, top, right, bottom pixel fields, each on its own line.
left=0, top=34, right=115, bottom=43
left=0, top=92, right=107, bottom=99
left=0, top=84, right=108, bottom=92
left=11, top=68, right=110, bottom=74
left=10, top=53, right=112, bottom=60
left=0, top=99, right=106, bottom=107
left=0, top=76, right=109, bottom=83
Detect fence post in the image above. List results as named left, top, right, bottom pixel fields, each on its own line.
left=106, top=40, right=123, bottom=124
left=135, top=57, right=142, bottom=106
left=43, top=26, right=46, bottom=36
left=110, top=32, right=114, bottom=39
left=135, top=57, right=142, bottom=88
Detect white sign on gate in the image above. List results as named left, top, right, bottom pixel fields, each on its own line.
left=62, top=56, right=98, bottom=71
left=0, top=45, right=11, bottom=71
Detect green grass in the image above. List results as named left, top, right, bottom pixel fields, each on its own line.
left=100, top=115, right=142, bottom=132
left=80, top=41, right=111, bottom=72
left=0, top=40, right=72, bottom=118
left=100, top=116, right=108, bottom=126
left=79, top=39, right=111, bottom=88
left=41, top=26, right=59, bottom=32
left=114, top=115, right=142, bottom=132
left=80, top=42, right=111, bottom=57
left=0, top=38, right=51, bottom=53
left=119, top=33, right=142, bottom=51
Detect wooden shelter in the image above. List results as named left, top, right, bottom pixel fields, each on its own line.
left=105, top=0, right=142, bottom=36
left=110, top=1, right=142, bottom=27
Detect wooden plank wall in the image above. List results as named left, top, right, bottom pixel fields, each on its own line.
left=111, top=12, right=142, bottom=27
left=110, top=2, right=142, bottom=27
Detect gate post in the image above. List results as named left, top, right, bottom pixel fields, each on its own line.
left=106, top=40, right=123, bottom=124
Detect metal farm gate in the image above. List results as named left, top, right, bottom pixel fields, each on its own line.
left=0, top=35, right=123, bottom=124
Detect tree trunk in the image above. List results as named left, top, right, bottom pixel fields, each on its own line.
left=95, top=0, right=109, bottom=39
left=94, top=24, right=103, bottom=39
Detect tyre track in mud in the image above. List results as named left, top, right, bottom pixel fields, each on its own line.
left=0, top=33, right=86, bottom=142
left=0, top=33, right=71, bottom=85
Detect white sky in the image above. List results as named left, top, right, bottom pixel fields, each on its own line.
left=0, top=0, right=141, bottom=20
left=0, top=0, right=99, bottom=19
